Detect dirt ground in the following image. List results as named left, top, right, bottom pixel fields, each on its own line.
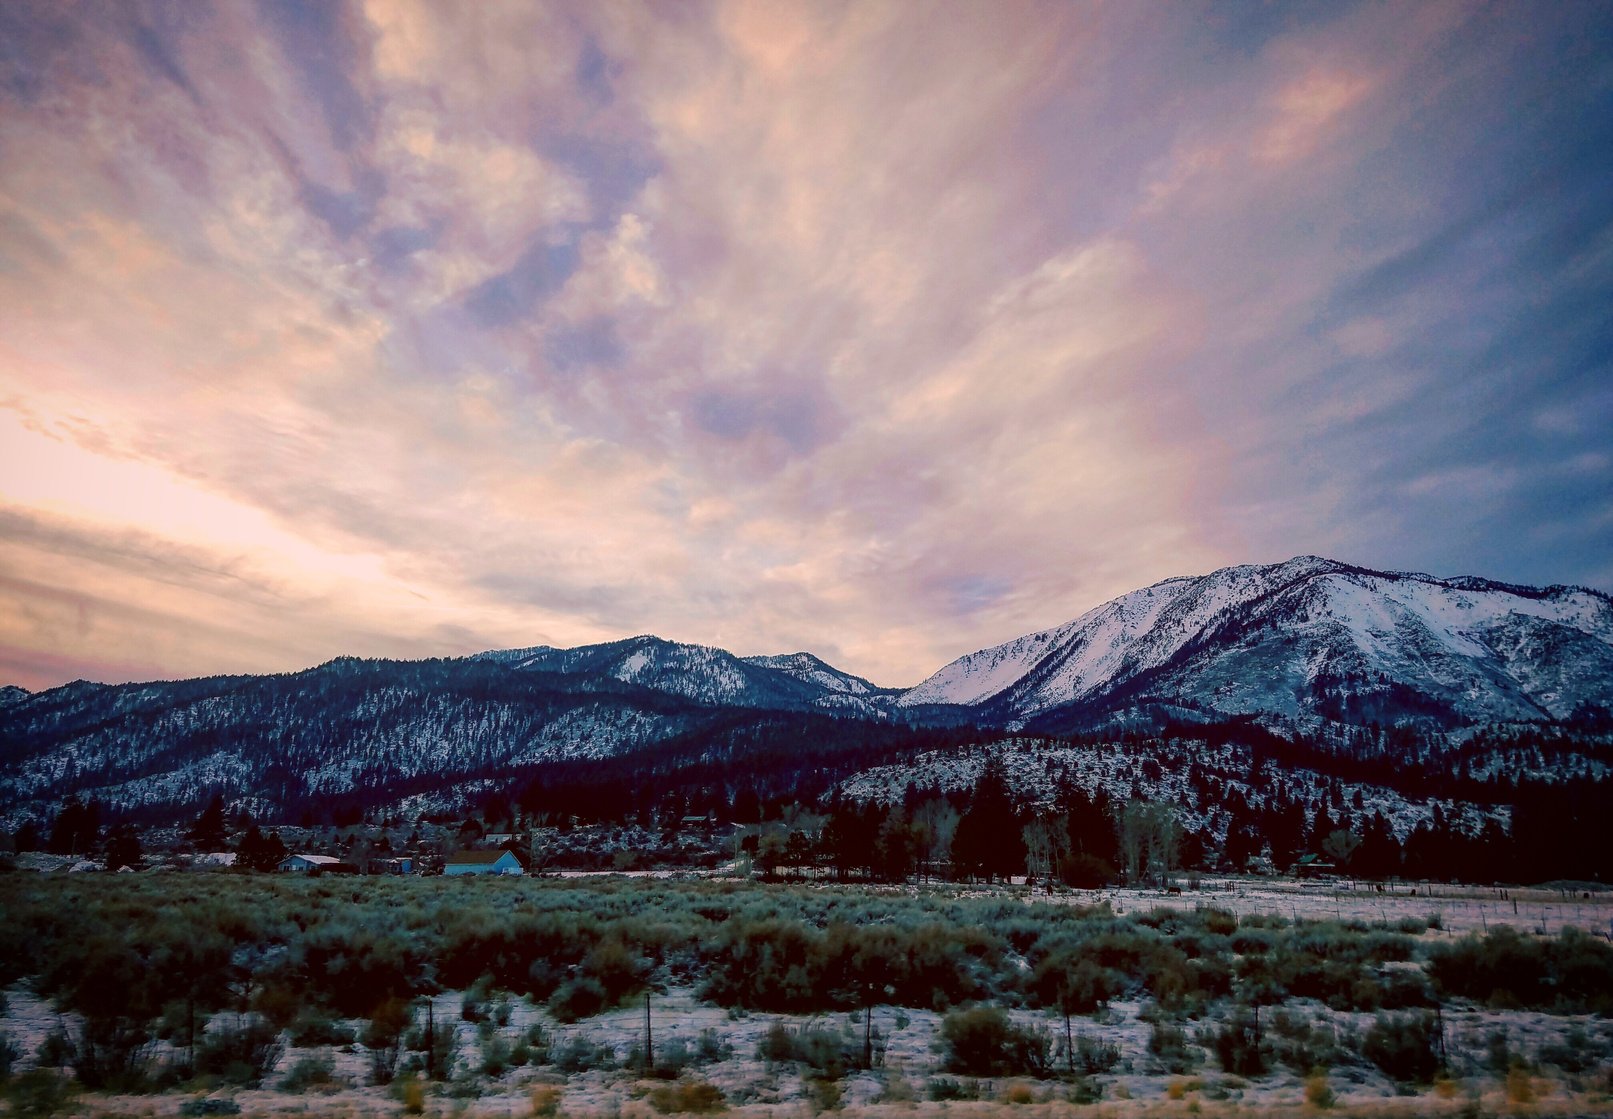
left=1059, top=875, right=1613, bottom=938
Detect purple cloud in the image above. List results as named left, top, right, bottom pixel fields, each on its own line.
left=0, top=0, right=1608, bottom=692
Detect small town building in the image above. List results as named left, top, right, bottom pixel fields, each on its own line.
left=279, top=853, right=357, bottom=874
left=1295, top=854, right=1338, bottom=879
left=444, top=849, right=525, bottom=876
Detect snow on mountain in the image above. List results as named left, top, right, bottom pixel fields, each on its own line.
left=896, top=576, right=1195, bottom=708
left=836, top=737, right=1506, bottom=843
left=2, top=557, right=1607, bottom=826
left=484, top=636, right=894, bottom=715
left=741, top=652, right=891, bottom=697
left=0, top=638, right=895, bottom=823
left=0, top=657, right=716, bottom=823
left=898, top=557, right=1613, bottom=731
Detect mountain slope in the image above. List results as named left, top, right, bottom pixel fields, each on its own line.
left=899, top=557, right=1613, bottom=731
left=0, top=657, right=730, bottom=821
left=0, top=640, right=903, bottom=823
left=477, top=636, right=895, bottom=716
left=2, top=557, right=1609, bottom=826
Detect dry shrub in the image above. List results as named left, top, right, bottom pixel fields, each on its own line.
left=807, top=1077, right=843, bottom=1112
left=879, top=1063, right=918, bottom=1105
left=1304, top=1068, right=1336, bottom=1110
left=1167, top=1078, right=1190, bottom=1100
left=530, top=1084, right=564, bottom=1118
left=647, top=1078, right=727, bottom=1114
left=1433, top=1075, right=1461, bottom=1099
left=396, top=1072, right=426, bottom=1115
left=1505, top=1066, right=1535, bottom=1105
left=1001, top=1081, right=1036, bottom=1105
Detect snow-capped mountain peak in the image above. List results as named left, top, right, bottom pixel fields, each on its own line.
left=897, top=557, right=1613, bottom=731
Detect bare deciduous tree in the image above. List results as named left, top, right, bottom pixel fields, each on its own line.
left=1117, top=800, right=1182, bottom=888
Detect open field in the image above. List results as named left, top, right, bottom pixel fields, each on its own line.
left=1070, top=877, right=1613, bottom=938
left=1, top=873, right=1610, bottom=1117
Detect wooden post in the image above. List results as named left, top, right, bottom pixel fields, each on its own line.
left=863, top=983, right=873, bottom=1070
left=644, top=989, right=653, bottom=1074
left=426, top=998, right=435, bottom=1080
left=1064, top=1009, right=1074, bottom=1075
left=1435, top=1004, right=1447, bottom=1071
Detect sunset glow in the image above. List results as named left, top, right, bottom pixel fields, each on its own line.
left=2, top=1, right=1610, bottom=690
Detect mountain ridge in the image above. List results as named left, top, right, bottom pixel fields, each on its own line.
left=2, top=556, right=1609, bottom=825
left=903, top=556, right=1613, bottom=732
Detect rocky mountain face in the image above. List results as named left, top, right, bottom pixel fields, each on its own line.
left=899, top=557, right=1613, bottom=733
left=1, top=557, right=1608, bottom=823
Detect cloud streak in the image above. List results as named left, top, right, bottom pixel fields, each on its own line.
left=1, top=0, right=1609, bottom=691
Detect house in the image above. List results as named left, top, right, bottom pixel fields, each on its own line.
left=444, top=849, right=525, bottom=876
left=279, top=853, right=357, bottom=874
left=1295, top=854, right=1337, bottom=879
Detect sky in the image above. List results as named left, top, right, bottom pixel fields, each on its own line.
left=1, top=1, right=1611, bottom=692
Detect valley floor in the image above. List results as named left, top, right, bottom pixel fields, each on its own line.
left=6, top=980, right=1613, bottom=1118
left=1048, top=876, right=1613, bottom=938
left=3, top=875, right=1611, bottom=1117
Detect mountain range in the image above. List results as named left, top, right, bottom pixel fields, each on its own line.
left=2, top=556, right=1609, bottom=824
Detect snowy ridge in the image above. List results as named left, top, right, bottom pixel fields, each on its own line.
left=484, top=636, right=893, bottom=716
left=899, top=557, right=1613, bottom=731
left=898, top=576, right=1198, bottom=709
left=1, top=556, right=1607, bottom=825
left=740, top=652, right=891, bottom=697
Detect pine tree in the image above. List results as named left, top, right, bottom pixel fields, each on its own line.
left=188, top=793, right=228, bottom=851
left=14, top=818, right=40, bottom=853
left=238, top=825, right=288, bottom=872
left=104, top=822, right=142, bottom=870
left=952, top=756, right=1024, bottom=882
left=48, top=795, right=100, bottom=856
